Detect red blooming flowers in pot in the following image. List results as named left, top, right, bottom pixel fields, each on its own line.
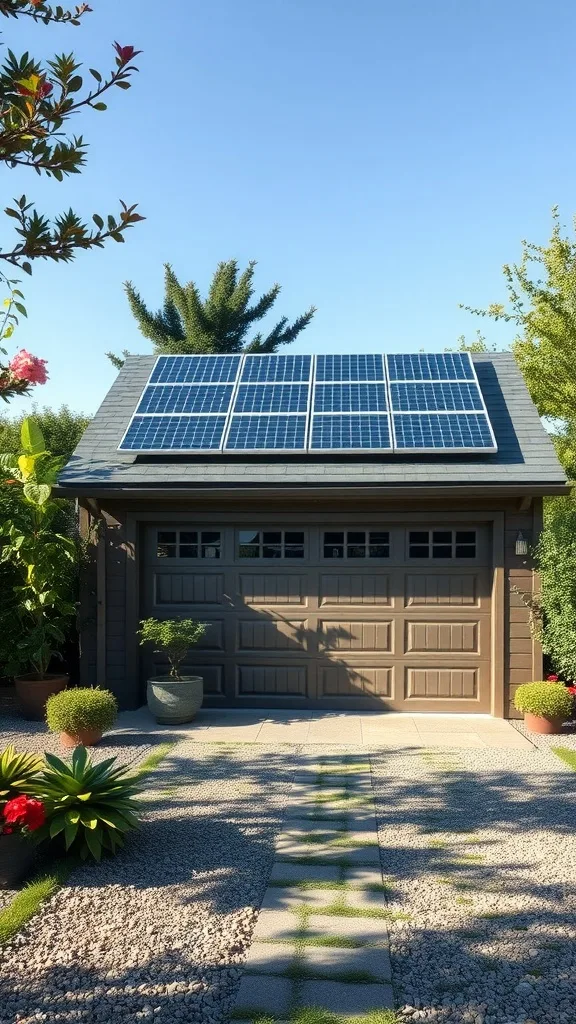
left=0, top=795, right=46, bottom=888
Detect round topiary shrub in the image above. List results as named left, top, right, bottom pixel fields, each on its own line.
left=46, top=687, right=118, bottom=735
left=513, top=681, right=573, bottom=720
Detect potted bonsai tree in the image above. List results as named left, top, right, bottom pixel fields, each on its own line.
left=46, top=687, right=118, bottom=748
left=0, top=418, right=76, bottom=719
left=137, top=617, right=206, bottom=724
left=0, top=793, right=46, bottom=888
left=514, top=681, right=574, bottom=734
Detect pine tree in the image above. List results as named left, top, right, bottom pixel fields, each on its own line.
left=107, top=260, right=315, bottom=367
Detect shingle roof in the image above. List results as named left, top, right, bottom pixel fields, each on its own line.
left=58, top=353, right=568, bottom=493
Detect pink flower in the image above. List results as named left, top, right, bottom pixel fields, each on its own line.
left=9, top=350, right=48, bottom=385
left=546, top=674, right=559, bottom=682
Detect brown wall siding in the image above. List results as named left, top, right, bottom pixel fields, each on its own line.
left=504, top=501, right=543, bottom=717
left=78, top=505, right=97, bottom=687
left=78, top=495, right=545, bottom=714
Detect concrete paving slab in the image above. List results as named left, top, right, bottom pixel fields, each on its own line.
left=261, top=887, right=340, bottom=911
left=343, top=867, right=386, bottom=887
left=284, top=817, right=349, bottom=831
left=303, top=944, right=392, bottom=982
left=252, top=909, right=300, bottom=943
left=345, top=888, right=389, bottom=911
left=235, top=974, right=292, bottom=1015
left=269, top=862, right=340, bottom=884
left=276, top=842, right=381, bottom=864
left=298, top=979, right=394, bottom=1013
left=306, top=913, right=389, bottom=946
left=244, top=942, right=296, bottom=975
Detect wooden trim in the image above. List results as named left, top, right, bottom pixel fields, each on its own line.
left=531, top=498, right=544, bottom=681
left=124, top=514, right=140, bottom=707
left=114, top=509, right=504, bottom=525
left=96, top=516, right=106, bottom=685
left=491, top=512, right=505, bottom=718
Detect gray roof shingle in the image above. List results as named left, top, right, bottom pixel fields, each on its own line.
left=58, top=353, right=568, bottom=492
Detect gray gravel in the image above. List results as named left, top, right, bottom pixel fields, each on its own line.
left=0, top=741, right=296, bottom=1023
left=371, top=743, right=576, bottom=1024
left=511, top=717, right=576, bottom=751
left=0, top=713, right=155, bottom=767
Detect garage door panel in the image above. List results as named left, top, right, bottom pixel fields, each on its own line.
left=237, top=664, right=308, bottom=696
left=239, top=574, right=307, bottom=606
left=405, top=573, right=481, bottom=607
left=320, top=574, right=391, bottom=606
left=154, top=572, right=225, bottom=606
left=406, top=667, right=479, bottom=700
left=319, top=619, right=392, bottom=652
left=405, top=620, right=479, bottom=654
left=320, top=664, right=392, bottom=698
left=237, top=618, right=308, bottom=652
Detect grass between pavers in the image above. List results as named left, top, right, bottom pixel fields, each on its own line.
left=268, top=881, right=391, bottom=894
left=0, top=859, right=74, bottom=944
left=552, top=746, right=576, bottom=770
left=233, top=1008, right=397, bottom=1024
left=0, top=741, right=176, bottom=946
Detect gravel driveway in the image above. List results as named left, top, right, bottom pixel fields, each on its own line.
left=371, top=744, right=576, bottom=1024
left=0, top=740, right=294, bottom=1024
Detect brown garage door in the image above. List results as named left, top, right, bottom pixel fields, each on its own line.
left=142, top=522, right=492, bottom=712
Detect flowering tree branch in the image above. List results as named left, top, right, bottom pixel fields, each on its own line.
left=0, top=3, right=143, bottom=400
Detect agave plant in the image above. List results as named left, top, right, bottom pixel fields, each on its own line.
left=0, top=746, right=43, bottom=810
left=33, top=746, right=142, bottom=861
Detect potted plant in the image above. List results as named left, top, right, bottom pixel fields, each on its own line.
left=0, top=793, right=46, bottom=888
left=137, top=617, right=207, bottom=724
left=514, top=681, right=574, bottom=734
left=0, top=418, right=76, bottom=719
left=46, top=687, right=118, bottom=748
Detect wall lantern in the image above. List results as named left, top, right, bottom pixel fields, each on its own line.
left=515, top=531, right=529, bottom=556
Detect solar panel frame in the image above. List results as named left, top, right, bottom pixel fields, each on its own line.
left=313, top=382, right=388, bottom=413
left=315, top=354, right=386, bottom=382
left=119, top=414, right=227, bottom=452
left=150, top=353, right=242, bottom=384
left=386, top=352, right=475, bottom=382
left=389, top=381, right=484, bottom=413
left=392, top=412, right=496, bottom=452
left=224, top=414, right=308, bottom=452
left=136, top=384, right=235, bottom=415
left=309, top=413, right=392, bottom=452
left=240, top=353, right=312, bottom=383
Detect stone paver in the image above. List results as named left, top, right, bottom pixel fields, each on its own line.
left=243, top=943, right=296, bottom=975
left=260, top=887, right=340, bottom=911
left=269, top=861, right=339, bottom=884
left=251, top=909, right=300, bottom=943
left=306, top=913, right=389, bottom=945
left=299, top=978, right=394, bottom=1012
left=303, top=943, right=392, bottom=981
left=235, top=974, right=293, bottom=1015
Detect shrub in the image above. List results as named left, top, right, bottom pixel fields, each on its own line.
left=45, top=687, right=118, bottom=735
left=137, top=618, right=206, bottom=679
left=0, top=746, right=43, bottom=811
left=514, top=681, right=574, bottom=719
left=32, top=746, right=141, bottom=861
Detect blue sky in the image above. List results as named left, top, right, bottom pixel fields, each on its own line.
left=4, top=0, right=576, bottom=415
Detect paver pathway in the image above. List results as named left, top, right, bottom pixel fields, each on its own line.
left=234, top=753, right=395, bottom=1020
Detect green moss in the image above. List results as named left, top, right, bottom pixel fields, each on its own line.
left=133, top=743, right=176, bottom=779
left=291, top=1008, right=397, bottom=1024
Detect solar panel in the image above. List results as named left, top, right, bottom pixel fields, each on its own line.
left=387, top=353, right=474, bottom=382
left=118, top=352, right=497, bottom=455
left=310, top=414, right=391, bottom=451
left=234, top=383, right=309, bottom=414
left=150, top=354, right=241, bottom=384
left=393, top=413, right=495, bottom=451
left=390, top=381, right=483, bottom=413
left=136, top=384, right=234, bottom=415
left=315, top=354, right=385, bottom=381
left=241, top=354, right=312, bottom=383
left=119, top=415, right=226, bottom=451
left=313, top=383, right=388, bottom=413
left=225, top=414, right=307, bottom=450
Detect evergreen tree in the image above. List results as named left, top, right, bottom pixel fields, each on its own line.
left=107, top=260, right=315, bottom=368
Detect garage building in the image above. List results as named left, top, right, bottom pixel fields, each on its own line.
left=58, top=351, right=568, bottom=717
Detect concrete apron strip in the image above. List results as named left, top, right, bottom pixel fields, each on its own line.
left=233, top=756, right=394, bottom=1021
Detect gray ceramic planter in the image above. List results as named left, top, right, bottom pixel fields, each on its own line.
left=146, top=675, right=204, bottom=724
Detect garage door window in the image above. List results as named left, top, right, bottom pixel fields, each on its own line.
left=323, top=530, right=390, bottom=559
left=157, top=530, right=221, bottom=559
left=238, top=530, right=305, bottom=559
left=408, top=529, right=476, bottom=559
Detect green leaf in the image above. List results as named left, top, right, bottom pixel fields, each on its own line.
left=23, top=482, right=51, bottom=506
left=72, top=745, right=88, bottom=777
left=21, top=417, right=46, bottom=456
left=92, top=214, right=104, bottom=230
left=92, top=102, right=107, bottom=111
left=14, top=302, right=27, bottom=317
left=84, top=826, right=103, bottom=861
left=89, top=68, right=102, bottom=83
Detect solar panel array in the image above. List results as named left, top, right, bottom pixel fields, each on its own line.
left=119, top=353, right=497, bottom=454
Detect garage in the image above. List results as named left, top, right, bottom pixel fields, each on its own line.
left=58, top=351, right=568, bottom=717
left=142, top=521, right=493, bottom=712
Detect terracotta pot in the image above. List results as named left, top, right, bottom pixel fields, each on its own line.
left=524, top=712, right=565, bottom=735
left=0, top=832, right=37, bottom=888
left=147, top=675, right=204, bottom=724
left=14, top=673, right=68, bottom=721
left=60, top=728, right=103, bottom=749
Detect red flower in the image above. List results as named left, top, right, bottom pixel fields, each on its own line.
left=114, top=42, right=136, bottom=64
left=3, top=795, right=45, bottom=832
left=567, top=686, right=576, bottom=695
left=546, top=674, right=559, bottom=682
left=16, top=77, right=52, bottom=100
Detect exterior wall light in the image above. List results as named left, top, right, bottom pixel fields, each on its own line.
left=515, top=531, right=528, bottom=556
